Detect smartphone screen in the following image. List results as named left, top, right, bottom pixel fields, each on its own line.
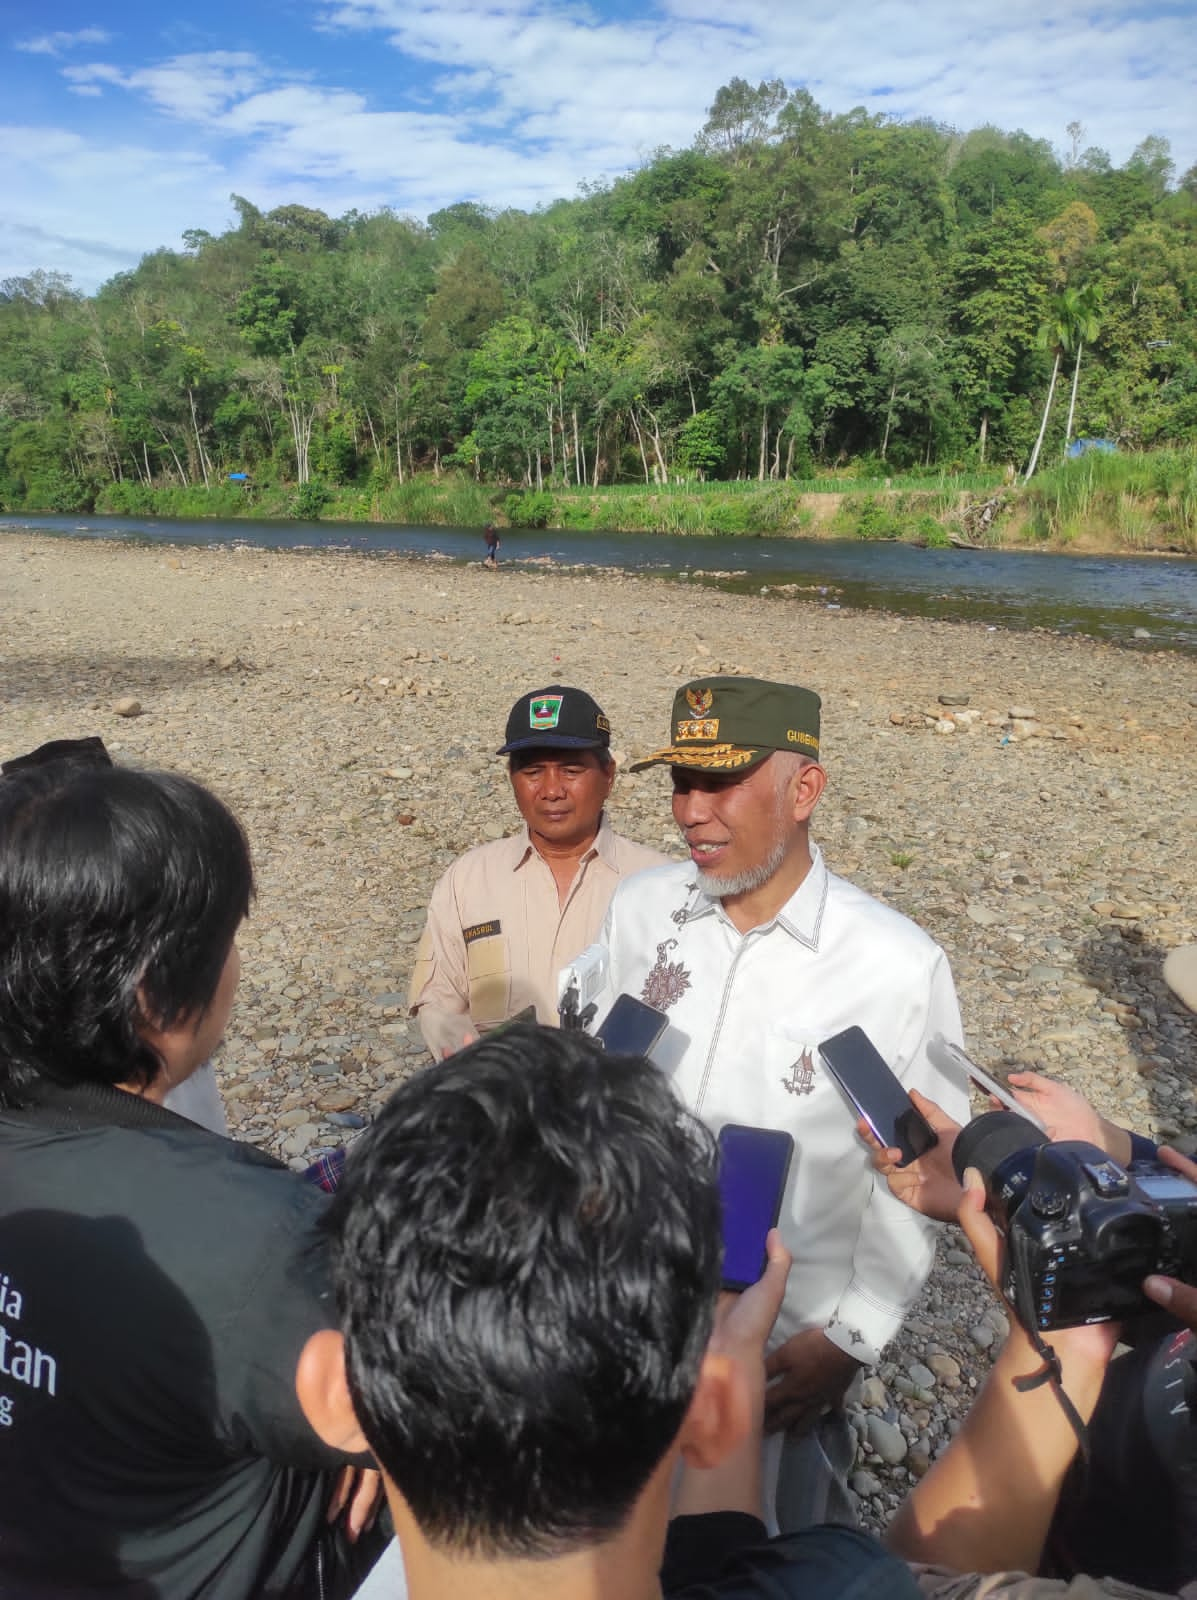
left=818, top=1025, right=938, bottom=1167
left=717, top=1124, right=794, bottom=1291
left=594, top=993, right=669, bottom=1057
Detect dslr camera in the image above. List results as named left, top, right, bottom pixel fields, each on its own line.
left=953, top=1111, right=1197, bottom=1332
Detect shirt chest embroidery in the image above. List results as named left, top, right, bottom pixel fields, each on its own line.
left=640, top=939, right=692, bottom=1012
left=781, top=1047, right=817, bottom=1097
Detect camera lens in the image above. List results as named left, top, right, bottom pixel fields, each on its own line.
left=952, top=1109, right=1048, bottom=1185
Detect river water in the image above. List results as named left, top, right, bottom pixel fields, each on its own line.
left=5, top=512, right=1197, bottom=654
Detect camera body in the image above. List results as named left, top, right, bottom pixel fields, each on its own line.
left=954, top=1112, right=1197, bottom=1331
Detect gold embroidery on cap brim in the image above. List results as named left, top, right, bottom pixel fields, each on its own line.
left=642, top=745, right=758, bottom=770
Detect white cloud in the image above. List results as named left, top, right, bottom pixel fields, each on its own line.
left=3, top=1, right=1194, bottom=290
left=14, top=26, right=110, bottom=56
left=62, top=52, right=264, bottom=121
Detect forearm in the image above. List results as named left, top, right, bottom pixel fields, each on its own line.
left=673, top=1418, right=764, bottom=1521
left=887, top=1328, right=1108, bottom=1573
left=414, top=999, right=472, bottom=1061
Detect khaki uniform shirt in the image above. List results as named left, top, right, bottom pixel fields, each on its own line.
left=408, top=815, right=668, bottom=1059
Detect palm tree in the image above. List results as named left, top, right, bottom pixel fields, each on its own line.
left=1062, top=284, right=1102, bottom=451
left=1023, top=285, right=1101, bottom=480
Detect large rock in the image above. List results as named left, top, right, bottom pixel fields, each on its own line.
left=1163, top=945, right=1197, bottom=1014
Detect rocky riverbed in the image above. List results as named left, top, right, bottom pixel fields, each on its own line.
left=3, top=532, right=1195, bottom=1525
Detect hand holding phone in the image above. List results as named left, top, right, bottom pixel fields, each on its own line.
left=818, top=1025, right=938, bottom=1167
left=717, top=1124, right=794, bottom=1292
left=926, top=1034, right=1047, bottom=1133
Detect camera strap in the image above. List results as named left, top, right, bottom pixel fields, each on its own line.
left=1012, top=1250, right=1091, bottom=1462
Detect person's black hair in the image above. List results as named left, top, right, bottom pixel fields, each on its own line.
left=0, top=764, right=253, bottom=1103
left=328, top=1023, right=722, bottom=1559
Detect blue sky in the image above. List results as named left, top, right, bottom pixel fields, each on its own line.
left=4, top=0, right=1196, bottom=290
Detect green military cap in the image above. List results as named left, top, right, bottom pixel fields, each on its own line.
left=630, top=676, right=821, bottom=773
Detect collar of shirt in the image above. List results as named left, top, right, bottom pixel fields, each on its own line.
left=508, top=811, right=614, bottom=873
left=675, top=841, right=829, bottom=951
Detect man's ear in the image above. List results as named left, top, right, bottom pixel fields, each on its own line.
left=676, top=1351, right=752, bottom=1470
left=296, top=1329, right=371, bottom=1455
left=791, top=759, right=826, bottom=824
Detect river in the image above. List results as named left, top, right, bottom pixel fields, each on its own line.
left=5, top=512, right=1197, bottom=653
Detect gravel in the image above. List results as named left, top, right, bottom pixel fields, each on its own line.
left=4, top=533, right=1194, bottom=1528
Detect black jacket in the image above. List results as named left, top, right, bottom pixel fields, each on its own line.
left=0, top=1080, right=348, bottom=1598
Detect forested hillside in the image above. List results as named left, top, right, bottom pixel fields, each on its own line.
left=2, top=80, right=1194, bottom=519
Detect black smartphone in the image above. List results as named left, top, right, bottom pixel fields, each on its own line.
left=717, top=1124, right=794, bottom=1292
left=817, top=1025, right=938, bottom=1167
left=594, top=993, right=669, bottom=1056
left=479, top=1004, right=538, bottom=1035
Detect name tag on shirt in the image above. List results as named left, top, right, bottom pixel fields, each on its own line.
left=463, top=920, right=502, bottom=945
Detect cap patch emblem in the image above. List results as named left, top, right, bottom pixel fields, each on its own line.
left=676, top=718, right=720, bottom=741
left=685, top=687, right=714, bottom=716
left=530, top=695, right=563, bottom=730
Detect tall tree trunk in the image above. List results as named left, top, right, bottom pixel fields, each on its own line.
left=978, top=411, right=988, bottom=466
left=1024, top=352, right=1061, bottom=480
left=758, top=407, right=768, bottom=481
left=187, top=389, right=210, bottom=488
left=573, top=409, right=584, bottom=486
left=1063, top=343, right=1084, bottom=452
left=880, top=379, right=897, bottom=462
left=630, top=409, right=651, bottom=484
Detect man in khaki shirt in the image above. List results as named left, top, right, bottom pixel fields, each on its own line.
left=408, top=685, right=668, bottom=1059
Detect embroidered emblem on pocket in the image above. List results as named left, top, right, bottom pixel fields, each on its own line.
left=781, top=1048, right=816, bottom=1097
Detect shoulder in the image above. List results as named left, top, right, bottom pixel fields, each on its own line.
left=665, top=1519, right=918, bottom=1600
left=610, top=858, right=692, bottom=909
left=823, top=870, right=948, bottom=968
left=432, top=834, right=524, bottom=892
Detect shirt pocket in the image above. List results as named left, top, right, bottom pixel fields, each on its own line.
left=467, top=934, right=511, bottom=1026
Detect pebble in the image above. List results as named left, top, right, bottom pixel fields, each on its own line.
left=866, top=1415, right=908, bottom=1465
left=113, top=696, right=142, bottom=717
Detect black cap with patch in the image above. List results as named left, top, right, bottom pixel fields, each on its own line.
left=497, top=685, right=612, bottom=755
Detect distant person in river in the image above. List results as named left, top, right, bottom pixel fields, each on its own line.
left=406, top=684, right=667, bottom=1059
left=483, top=523, right=500, bottom=566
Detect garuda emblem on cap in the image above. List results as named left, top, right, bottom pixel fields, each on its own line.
left=685, top=687, right=714, bottom=716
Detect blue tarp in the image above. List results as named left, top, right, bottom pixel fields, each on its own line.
left=227, top=472, right=249, bottom=481
left=1066, top=438, right=1117, bottom=458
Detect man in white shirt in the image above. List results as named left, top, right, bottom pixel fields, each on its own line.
left=593, top=676, right=969, bottom=1529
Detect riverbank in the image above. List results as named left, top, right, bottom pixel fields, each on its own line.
left=69, top=446, right=1197, bottom=555
left=3, top=531, right=1195, bottom=1522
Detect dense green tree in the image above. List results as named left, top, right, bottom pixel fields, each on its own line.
left=0, top=85, right=1192, bottom=511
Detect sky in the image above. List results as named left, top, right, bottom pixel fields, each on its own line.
left=3, top=0, right=1196, bottom=291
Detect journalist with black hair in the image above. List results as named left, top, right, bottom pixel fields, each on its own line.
left=0, top=761, right=385, bottom=1598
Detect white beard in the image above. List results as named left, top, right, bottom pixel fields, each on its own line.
left=694, top=834, right=788, bottom=899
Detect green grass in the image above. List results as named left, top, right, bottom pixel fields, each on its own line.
left=50, top=450, right=1197, bottom=552
left=1020, top=447, right=1197, bottom=550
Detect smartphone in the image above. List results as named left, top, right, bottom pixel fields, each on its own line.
left=594, top=993, right=669, bottom=1056
left=926, top=1034, right=1047, bottom=1133
left=818, top=1025, right=938, bottom=1167
left=717, top=1124, right=794, bottom=1291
